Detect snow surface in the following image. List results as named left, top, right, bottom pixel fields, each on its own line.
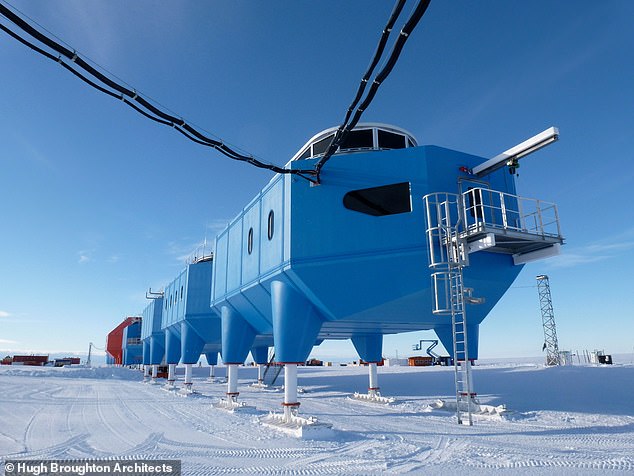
left=1, top=361, right=633, bottom=475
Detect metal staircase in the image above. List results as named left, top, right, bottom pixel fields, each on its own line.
left=423, top=188, right=564, bottom=425
left=262, top=351, right=283, bottom=386
left=412, top=339, right=440, bottom=363
left=424, top=193, right=475, bottom=425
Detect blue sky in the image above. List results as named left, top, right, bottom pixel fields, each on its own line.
left=1, top=1, right=633, bottom=360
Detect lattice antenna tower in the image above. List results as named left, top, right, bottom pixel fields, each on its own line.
left=536, top=275, right=561, bottom=366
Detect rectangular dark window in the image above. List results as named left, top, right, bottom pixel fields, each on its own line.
left=312, top=134, right=335, bottom=156
left=297, top=147, right=311, bottom=160
left=339, top=129, right=374, bottom=150
left=378, top=130, right=406, bottom=149
left=343, top=182, right=412, bottom=216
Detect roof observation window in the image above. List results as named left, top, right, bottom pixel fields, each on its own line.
left=339, top=129, right=374, bottom=150
left=343, top=182, right=412, bottom=216
left=291, top=124, right=417, bottom=161
left=378, top=130, right=406, bottom=149
left=297, top=148, right=311, bottom=160
left=312, top=134, right=335, bottom=156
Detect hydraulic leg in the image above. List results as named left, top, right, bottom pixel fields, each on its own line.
left=226, top=364, right=239, bottom=402
left=282, top=364, right=300, bottom=421
left=166, top=363, right=176, bottom=388
left=368, top=363, right=379, bottom=396
left=184, top=363, right=193, bottom=393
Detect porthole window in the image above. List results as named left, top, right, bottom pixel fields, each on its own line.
left=267, top=210, right=274, bottom=240
left=343, top=182, right=412, bottom=216
left=247, top=227, right=254, bottom=255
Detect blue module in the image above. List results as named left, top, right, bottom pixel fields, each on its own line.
left=141, top=296, right=165, bottom=366
left=122, top=318, right=142, bottom=366
left=211, top=124, right=563, bottom=367
left=161, top=258, right=221, bottom=367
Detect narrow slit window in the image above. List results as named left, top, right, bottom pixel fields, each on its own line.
left=343, top=182, right=411, bottom=216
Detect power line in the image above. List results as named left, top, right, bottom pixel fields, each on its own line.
left=2, top=1, right=431, bottom=185
left=316, top=0, right=407, bottom=170
left=0, top=1, right=317, bottom=182
left=314, top=0, right=432, bottom=182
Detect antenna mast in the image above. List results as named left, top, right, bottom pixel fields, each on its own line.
left=536, top=275, right=561, bottom=366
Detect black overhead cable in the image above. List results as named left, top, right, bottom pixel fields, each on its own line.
left=0, top=2, right=317, bottom=182
left=314, top=0, right=432, bottom=182
left=318, top=0, right=407, bottom=168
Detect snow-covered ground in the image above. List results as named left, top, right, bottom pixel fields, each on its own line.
left=1, top=360, right=633, bottom=475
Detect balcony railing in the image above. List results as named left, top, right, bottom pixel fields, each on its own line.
left=461, top=188, right=561, bottom=239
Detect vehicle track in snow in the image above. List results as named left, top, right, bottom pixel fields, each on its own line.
left=3, top=366, right=634, bottom=474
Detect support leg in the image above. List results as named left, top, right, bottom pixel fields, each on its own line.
left=259, top=362, right=332, bottom=436
left=283, top=364, right=300, bottom=422
left=351, top=361, right=394, bottom=404
left=257, top=364, right=264, bottom=386
left=209, top=365, right=215, bottom=379
left=151, top=364, right=158, bottom=383
left=167, top=363, right=176, bottom=388
left=226, top=363, right=239, bottom=402
left=184, top=363, right=193, bottom=392
left=368, top=362, right=379, bottom=397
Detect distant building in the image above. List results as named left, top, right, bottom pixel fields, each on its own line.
left=54, top=357, right=81, bottom=367
left=11, top=355, right=49, bottom=366
left=408, top=356, right=433, bottom=367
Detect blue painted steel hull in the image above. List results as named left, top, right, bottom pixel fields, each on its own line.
left=122, top=321, right=142, bottom=366
left=211, top=145, right=523, bottom=361
left=141, top=297, right=165, bottom=365
left=161, top=260, right=221, bottom=364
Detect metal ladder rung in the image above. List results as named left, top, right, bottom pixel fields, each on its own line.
left=424, top=193, right=475, bottom=426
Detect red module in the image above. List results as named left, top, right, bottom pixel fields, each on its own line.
left=106, top=317, right=141, bottom=365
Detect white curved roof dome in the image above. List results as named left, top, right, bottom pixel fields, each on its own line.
left=291, top=123, right=418, bottom=161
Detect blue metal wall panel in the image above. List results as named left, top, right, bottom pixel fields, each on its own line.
left=141, top=297, right=164, bottom=339
left=122, top=321, right=142, bottom=365
left=241, top=200, right=261, bottom=285
left=259, top=177, right=285, bottom=275
left=209, top=142, right=529, bottom=361
left=212, top=231, right=229, bottom=300
left=226, top=219, right=243, bottom=292
left=185, top=260, right=213, bottom=316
